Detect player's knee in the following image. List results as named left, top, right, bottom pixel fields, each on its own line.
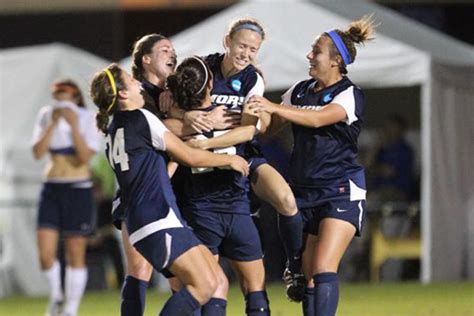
left=314, top=260, right=338, bottom=275
left=215, top=271, right=229, bottom=295
left=128, top=257, right=153, bottom=279
left=39, top=255, right=55, bottom=270
left=276, top=191, right=297, bottom=216
left=192, top=274, right=218, bottom=304
left=241, top=268, right=265, bottom=292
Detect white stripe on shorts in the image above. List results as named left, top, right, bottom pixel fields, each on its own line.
left=162, top=233, right=172, bottom=269
left=129, top=208, right=183, bottom=245
left=358, top=200, right=364, bottom=231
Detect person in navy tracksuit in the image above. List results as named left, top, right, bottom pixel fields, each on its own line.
left=248, top=16, right=377, bottom=316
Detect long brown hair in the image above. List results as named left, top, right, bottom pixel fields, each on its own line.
left=166, top=56, right=212, bottom=111
left=90, top=64, right=125, bottom=133
left=131, top=33, right=168, bottom=81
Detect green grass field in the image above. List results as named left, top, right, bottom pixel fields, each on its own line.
left=1, top=282, right=473, bottom=316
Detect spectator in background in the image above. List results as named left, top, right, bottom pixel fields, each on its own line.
left=370, top=114, right=415, bottom=202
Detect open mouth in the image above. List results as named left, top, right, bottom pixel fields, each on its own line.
left=235, top=58, right=248, bottom=66
left=166, top=60, right=176, bottom=68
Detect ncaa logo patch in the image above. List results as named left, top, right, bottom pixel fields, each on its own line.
left=323, top=93, right=333, bottom=103
left=231, top=79, right=242, bottom=92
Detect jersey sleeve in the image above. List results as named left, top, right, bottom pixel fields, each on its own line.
left=31, top=106, right=50, bottom=145
left=244, top=72, right=265, bottom=103
left=281, top=82, right=300, bottom=105
left=139, top=108, right=169, bottom=151
left=331, top=86, right=358, bottom=125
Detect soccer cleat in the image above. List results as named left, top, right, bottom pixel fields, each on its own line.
left=282, top=268, right=306, bottom=302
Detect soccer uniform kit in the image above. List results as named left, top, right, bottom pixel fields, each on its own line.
left=32, top=101, right=100, bottom=235
left=106, top=108, right=200, bottom=274
left=283, top=77, right=367, bottom=235
left=179, top=112, right=263, bottom=262
left=111, top=80, right=164, bottom=229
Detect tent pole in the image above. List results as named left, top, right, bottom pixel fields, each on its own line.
left=420, top=63, right=432, bottom=284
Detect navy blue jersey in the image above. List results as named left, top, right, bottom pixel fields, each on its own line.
left=105, top=108, right=184, bottom=244
left=205, top=53, right=264, bottom=113
left=283, top=77, right=366, bottom=207
left=205, top=53, right=266, bottom=167
left=179, top=106, right=250, bottom=215
left=141, top=80, right=166, bottom=119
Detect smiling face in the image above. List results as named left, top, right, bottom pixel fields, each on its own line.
left=142, top=39, right=177, bottom=82
left=224, top=29, right=262, bottom=73
left=306, top=35, right=340, bottom=80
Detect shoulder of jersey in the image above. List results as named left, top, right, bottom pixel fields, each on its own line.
left=204, top=53, right=223, bottom=67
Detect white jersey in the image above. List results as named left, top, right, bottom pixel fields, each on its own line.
left=31, top=100, right=100, bottom=154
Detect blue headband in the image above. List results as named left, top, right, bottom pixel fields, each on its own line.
left=233, top=23, right=263, bottom=36
left=326, top=30, right=352, bottom=66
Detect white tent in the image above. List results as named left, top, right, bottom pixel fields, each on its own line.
left=122, top=0, right=474, bottom=282
left=0, top=43, right=108, bottom=296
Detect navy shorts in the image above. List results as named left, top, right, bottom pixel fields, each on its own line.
left=187, top=211, right=263, bottom=262
left=301, top=199, right=367, bottom=236
left=245, top=142, right=268, bottom=175
left=133, top=227, right=201, bottom=277
left=249, top=156, right=268, bottom=175
left=37, top=181, right=96, bottom=236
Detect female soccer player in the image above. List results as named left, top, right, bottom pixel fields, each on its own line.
left=181, top=18, right=306, bottom=301
left=114, top=33, right=176, bottom=316
left=90, top=63, right=249, bottom=316
left=32, top=80, right=100, bottom=316
left=167, top=55, right=270, bottom=316
left=116, top=33, right=237, bottom=316
left=247, top=16, right=376, bottom=316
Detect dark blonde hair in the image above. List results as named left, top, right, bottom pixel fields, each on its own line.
left=226, top=18, right=266, bottom=41
left=90, top=64, right=125, bottom=133
left=326, top=15, right=376, bottom=74
left=131, top=33, right=168, bottom=81
left=166, top=56, right=212, bottom=111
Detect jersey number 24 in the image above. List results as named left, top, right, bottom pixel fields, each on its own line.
left=105, top=128, right=130, bottom=171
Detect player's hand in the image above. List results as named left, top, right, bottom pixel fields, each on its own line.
left=209, top=106, right=241, bottom=130
left=51, top=108, right=62, bottom=124
left=184, top=111, right=214, bottom=133
left=247, top=95, right=279, bottom=114
left=159, top=90, right=175, bottom=114
left=60, top=107, right=78, bottom=127
left=228, top=155, right=249, bottom=176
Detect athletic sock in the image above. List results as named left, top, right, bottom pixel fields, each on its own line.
left=121, top=275, right=148, bottom=316
left=302, top=286, right=314, bottom=316
left=278, top=212, right=303, bottom=272
left=63, top=266, right=88, bottom=316
left=245, top=291, right=270, bottom=316
left=313, top=272, right=339, bottom=316
left=159, top=287, right=200, bottom=316
left=202, top=297, right=227, bottom=316
left=44, top=260, right=63, bottom=303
